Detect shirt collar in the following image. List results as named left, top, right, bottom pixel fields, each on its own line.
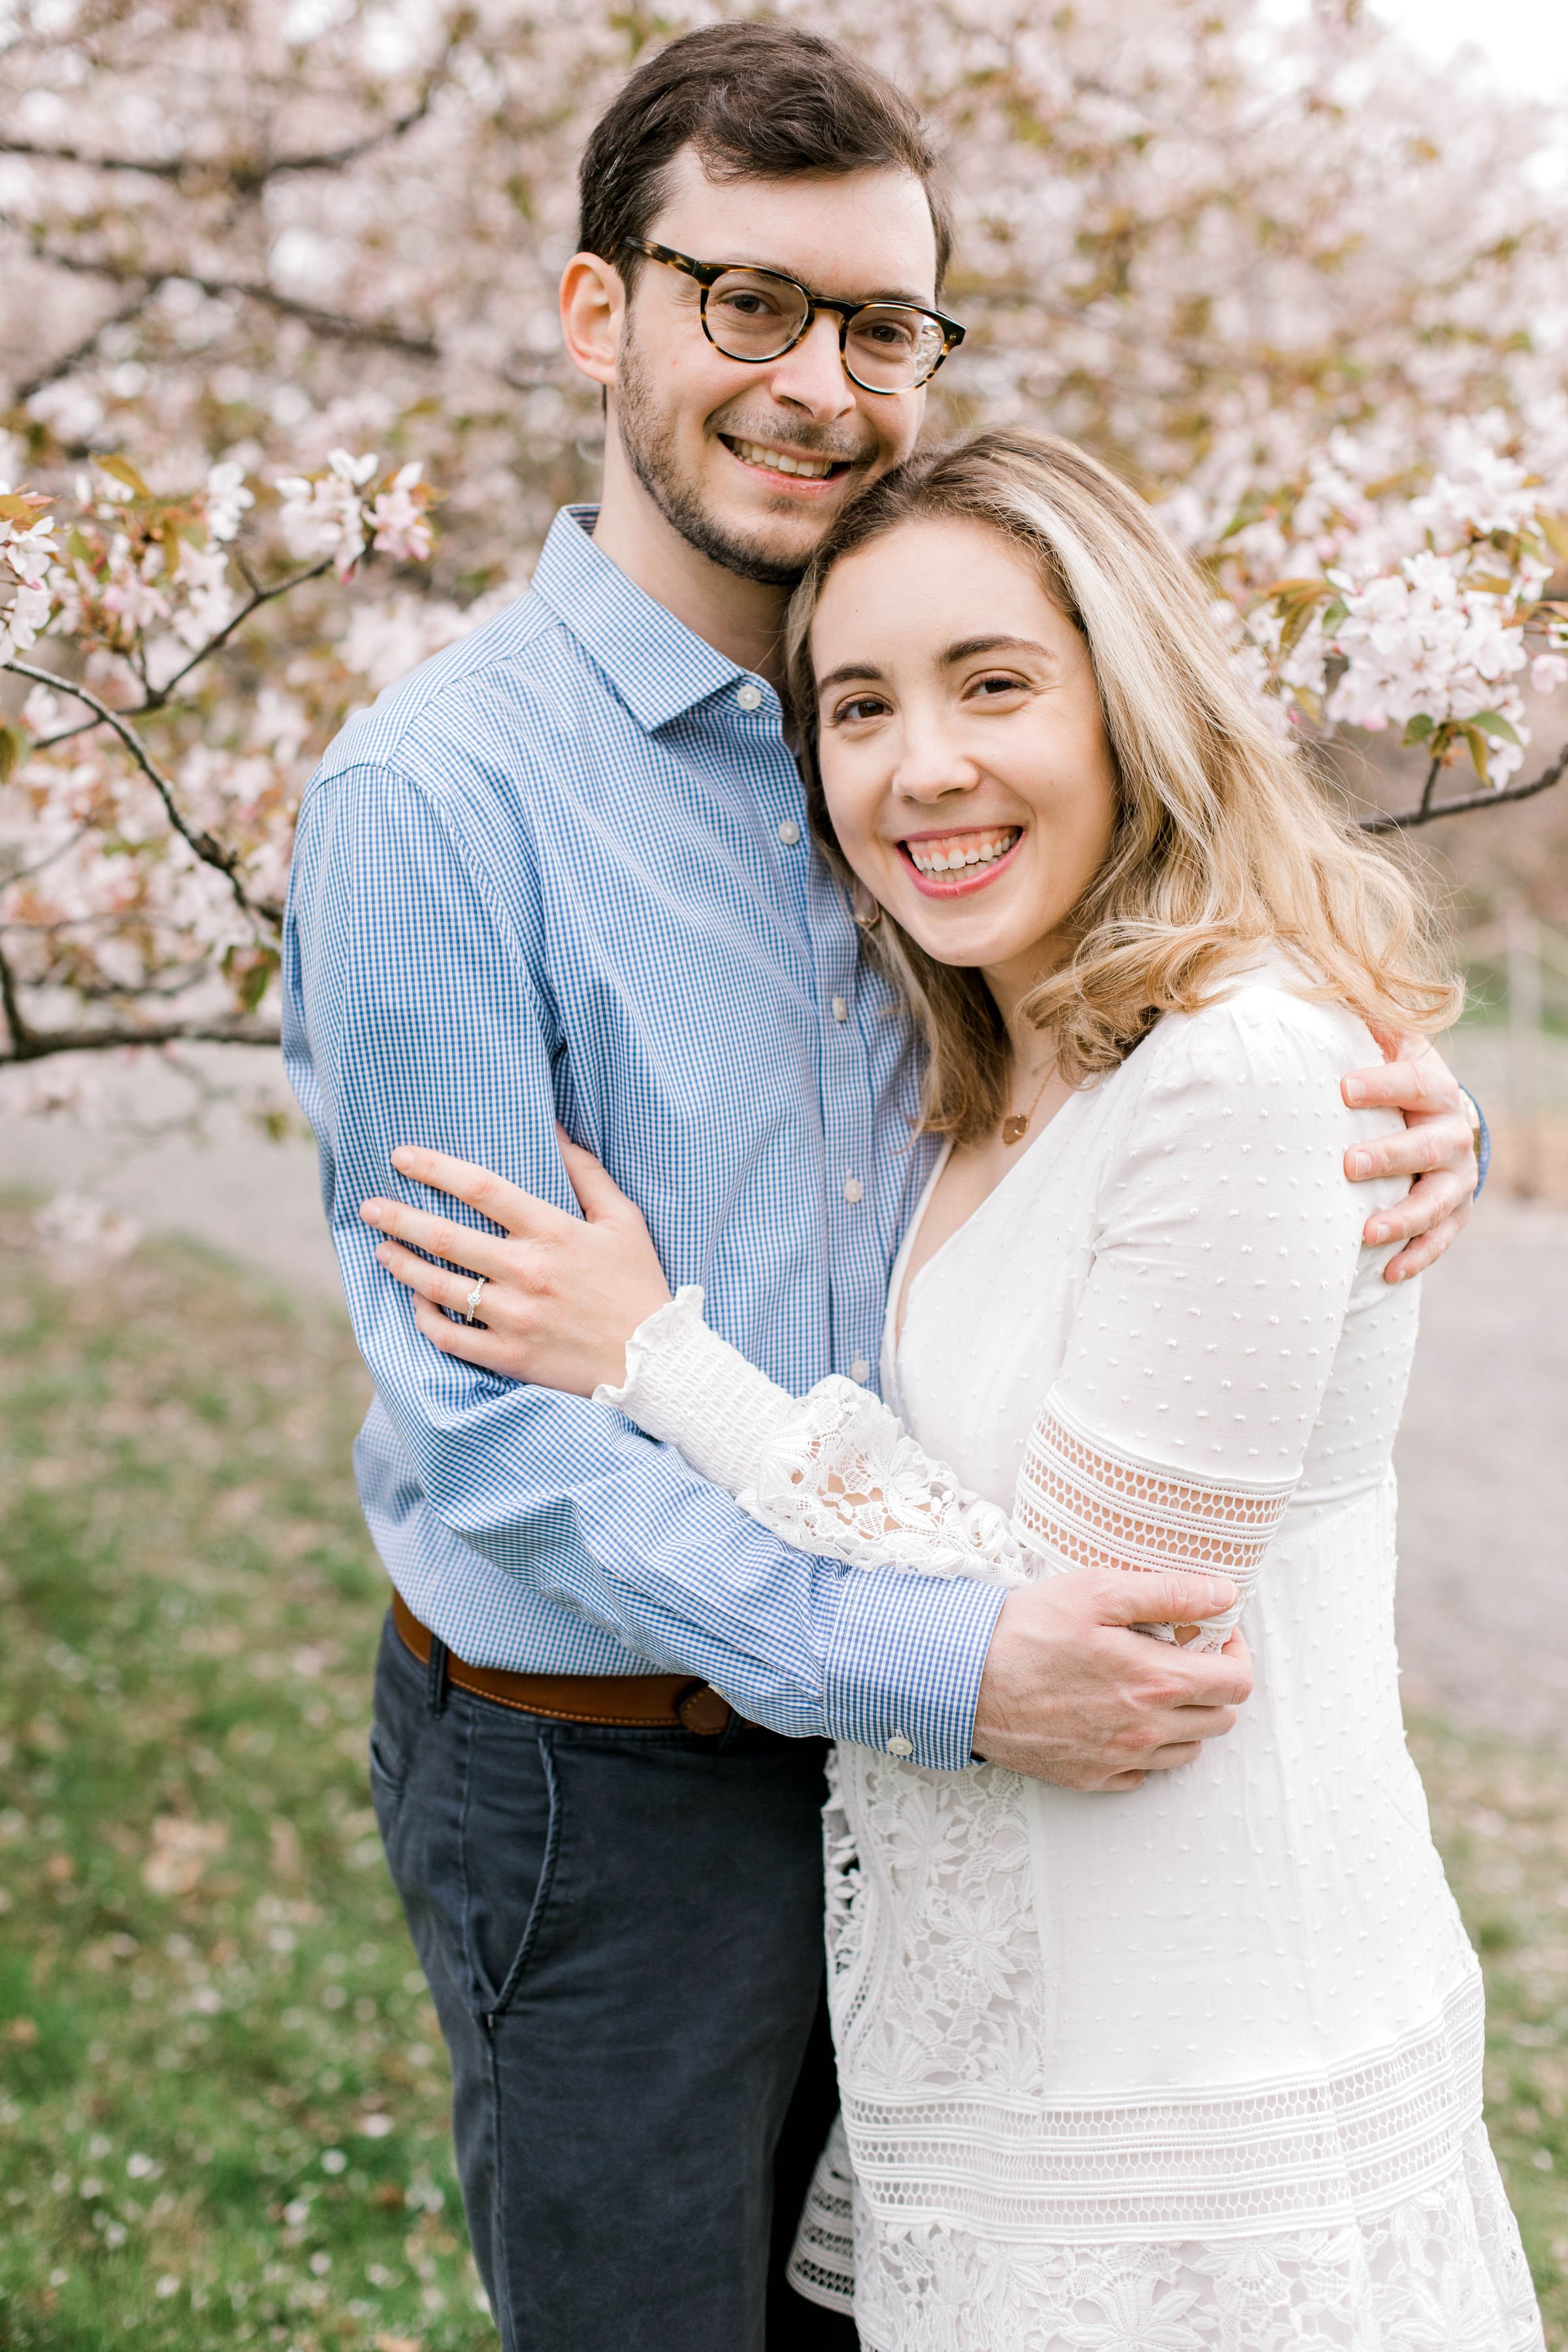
left=530, top=504, right=762, bottom=732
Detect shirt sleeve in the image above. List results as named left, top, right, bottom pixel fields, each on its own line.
left=281, top=761, right=1005, bottom=1765
left=1009, top=985, right=1410, bottom=1642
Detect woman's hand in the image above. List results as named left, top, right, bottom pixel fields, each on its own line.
left=359, top=1131, right=673, bottom=1396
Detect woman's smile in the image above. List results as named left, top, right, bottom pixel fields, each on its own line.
left=897, top=824, right=1024, bottom=893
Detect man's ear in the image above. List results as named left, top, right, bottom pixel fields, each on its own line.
left=560, top=252, right=625, bottom=391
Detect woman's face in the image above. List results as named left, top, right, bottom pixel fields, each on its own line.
left=810, top=517, right=1120, bottom=1002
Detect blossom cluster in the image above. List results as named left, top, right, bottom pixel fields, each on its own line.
left=1173, top=417, right=1568, bottom=789
left=1, top=0, right=1566, bottom=1094
left=0, top=449, right=442, bottom=1064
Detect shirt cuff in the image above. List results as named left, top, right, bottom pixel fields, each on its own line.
left=823, top=1566, right=1007, bottom=1771
left=1458, top=1085, right=1490, bottom=1198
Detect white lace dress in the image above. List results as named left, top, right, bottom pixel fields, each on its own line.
left=598, top=977, right=1544, bottom=2352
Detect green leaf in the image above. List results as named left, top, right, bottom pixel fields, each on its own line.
left=0, top=491, right=48, bottom=525
left=223, top=941, right=279, bottom=1015
left=1402, top=714, right=1435, bottom=745
left=0, top=722, right=25, bottom=784
left=97, top=454, right=152, bottom=498
left=1469, top=711, right=1521, bottom=744
left=1537, top=510, right=1568, bottom=566
left=1320, top=598, right=1347, bottom=635
left=1458, top=725, right=1492, bottom=783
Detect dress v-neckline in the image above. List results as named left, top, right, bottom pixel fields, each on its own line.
left=890, top=1080, right=1098, bottom=1363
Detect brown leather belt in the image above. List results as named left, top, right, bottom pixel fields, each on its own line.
left=391, top=1590, right=735, bottom=1735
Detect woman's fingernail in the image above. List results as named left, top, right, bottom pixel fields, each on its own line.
left=1347, top=1149, right=1373, bottom=1178
left=1367, top=1221, right=1386, bottom=1243
left=1343, top=1078, right=1366, bottom=1105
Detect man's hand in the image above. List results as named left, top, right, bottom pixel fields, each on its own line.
left=972, top=1571, right=1253, bottom=1791
left=1341, top=1032, right=1477, bottom=1283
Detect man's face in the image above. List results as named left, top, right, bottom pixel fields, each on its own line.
left=612, top=147, right=938, bottom=586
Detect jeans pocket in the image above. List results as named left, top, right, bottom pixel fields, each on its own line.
left=368, top=1720, right=409, bottom=1808
left=461, top=1723, right=564, bottom=2024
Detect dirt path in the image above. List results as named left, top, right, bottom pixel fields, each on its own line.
left=1392, top=1198, right=1568, bottom=1746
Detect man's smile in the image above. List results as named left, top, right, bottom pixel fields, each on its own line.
left=717, top=433, right=857, bottom=489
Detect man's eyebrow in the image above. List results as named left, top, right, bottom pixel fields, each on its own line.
left=815, top=661, right=887, bottom=694
left=940, top=635, right=1051, bottom=664
left=727, top=261, right=935, bottom=308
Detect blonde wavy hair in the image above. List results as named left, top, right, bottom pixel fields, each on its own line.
left=784, top=429, right=1461, bottom=1145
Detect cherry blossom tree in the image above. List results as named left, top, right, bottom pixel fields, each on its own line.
left=2, top=0, right=1566, bottom=1097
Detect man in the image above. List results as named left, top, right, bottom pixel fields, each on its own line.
left=282, top=24, right=1480, bottom=2352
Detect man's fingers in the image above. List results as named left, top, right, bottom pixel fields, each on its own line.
left=1095, top=1568, right=1237, bottom=1626
left=1131, top=1741, right=1206, bottom=1774
left=1346, top=1112, right=1468, bottom=1186
left=1382, top=1208, right=1467, bottom=1283
left=1341, top=1047, right=1459, bottom=1114
left=389, top=1144, right=572, bottom=1239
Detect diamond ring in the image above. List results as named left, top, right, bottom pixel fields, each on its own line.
left=462, top=1277, right=487, bottom=1324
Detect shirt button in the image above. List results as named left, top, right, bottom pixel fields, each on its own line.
left=849, top=1357, right=870, bottom=1383
left=842, top=1175, right=863, bottom=1203
left=736, top=681, right=763, bottom=710
left=776, top=817, right=800, bottom=845
left=886, top=1732, right=915, bottom=1759
left=831, top=996, right=848, bottom=1022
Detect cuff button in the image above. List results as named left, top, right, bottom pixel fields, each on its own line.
left=886, top=1731, right=915, bottom=1759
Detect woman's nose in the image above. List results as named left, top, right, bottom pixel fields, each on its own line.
left=892, top=723, right=980, bottom=803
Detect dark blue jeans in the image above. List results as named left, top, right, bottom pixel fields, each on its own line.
left=368, top=1610, right=858, bottom=2352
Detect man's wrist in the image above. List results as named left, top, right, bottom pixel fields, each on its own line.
left=823, top=1568, right=1007, bottom=1769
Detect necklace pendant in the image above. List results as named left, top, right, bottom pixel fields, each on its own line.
left=1001, top=1114, right=1030, bottom=1145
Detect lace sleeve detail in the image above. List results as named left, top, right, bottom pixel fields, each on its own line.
left=1015, top=1393, right=1294, bottom=1646
left=747, top=1378, right=1032, bottom=1586
left=596, top=1289, right=1032, bottom=1584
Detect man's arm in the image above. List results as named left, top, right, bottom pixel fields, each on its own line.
left=282, top=760, right=1007, bottom=1767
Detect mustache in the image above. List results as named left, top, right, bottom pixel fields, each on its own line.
left=710, top=416, right=872, bottom=466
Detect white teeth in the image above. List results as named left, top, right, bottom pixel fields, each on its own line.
left=907, top=831, right=1019, bottom=877
left=733, top=439, right=834, bottom=480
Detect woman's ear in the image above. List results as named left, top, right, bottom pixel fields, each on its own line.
left=559, top=252, right=626, bottom=391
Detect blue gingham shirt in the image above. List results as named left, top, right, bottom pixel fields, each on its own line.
left=283, top=506, right=1006, bottom=1767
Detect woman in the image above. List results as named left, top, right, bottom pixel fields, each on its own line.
left=361, top=433, right=1543, bottom=2349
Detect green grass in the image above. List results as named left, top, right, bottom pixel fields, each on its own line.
left=0, top=1196, right=1564, bottom=2347
left=0, top=1198, right=489, bottom=2351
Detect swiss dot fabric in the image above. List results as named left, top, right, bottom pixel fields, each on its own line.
left=602, top=977, right=1543, bottom=2352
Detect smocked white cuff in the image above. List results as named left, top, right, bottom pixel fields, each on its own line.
left=593, top=1284, right=798, bottom=1496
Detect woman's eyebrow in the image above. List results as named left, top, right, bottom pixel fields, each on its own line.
left=941, top=634, right=1050, bottom=664
left=815, top=661, right=887, bottom=694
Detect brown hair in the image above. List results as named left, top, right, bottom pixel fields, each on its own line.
left=785, top=429, right=1461, bottom=1145
left=577, top=22, right=953, bottom=290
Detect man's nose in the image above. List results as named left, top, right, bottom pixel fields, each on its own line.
left=764, top=310, right=858, bottom=421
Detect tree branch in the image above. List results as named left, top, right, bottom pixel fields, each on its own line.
left=144, top=556, right=335, bottom=706
left=22, top=244, right=439, bottom=360
left=0, top=1015, right=281, bottom=1066
left=0, top=43, right=457, bottom=194
left=12, top=286, right=166, bottom=405
left=1359, top=741, right=1568, bottom=834
left=0, top=933, right=31, bottom=1055
left=1, top=659, right=272, bottom=924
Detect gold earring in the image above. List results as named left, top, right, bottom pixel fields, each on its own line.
left=851, top=880, right=881, bottom=931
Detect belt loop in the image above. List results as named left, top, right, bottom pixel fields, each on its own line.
left=425, top=1633, right=449, bottom=1719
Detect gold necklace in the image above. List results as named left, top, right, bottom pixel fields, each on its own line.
left=1001, top=1062, right=1055, bottom=1147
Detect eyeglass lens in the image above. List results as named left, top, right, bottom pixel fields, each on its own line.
left=703, top=268, right=945, bottom=390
